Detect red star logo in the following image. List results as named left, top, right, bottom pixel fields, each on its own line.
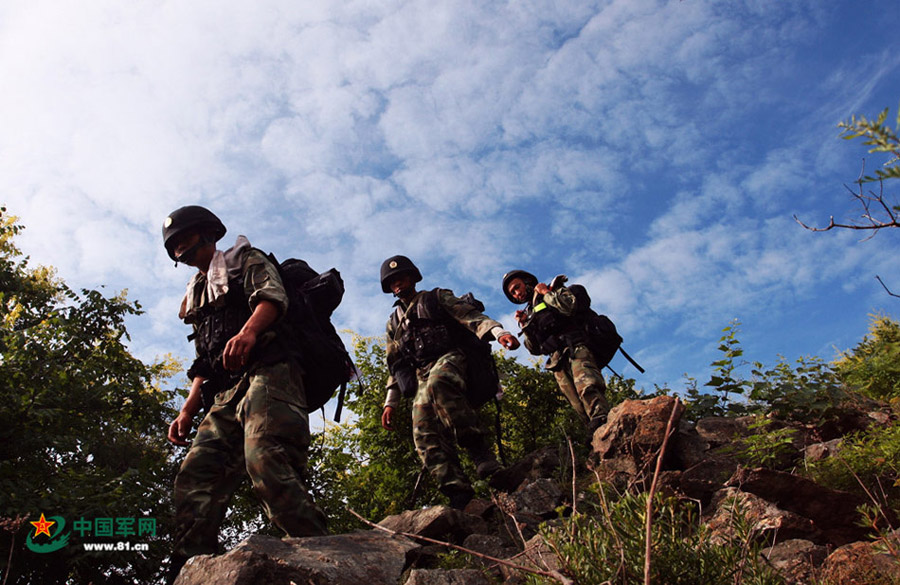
left=30, top=514, right=55, bottom=538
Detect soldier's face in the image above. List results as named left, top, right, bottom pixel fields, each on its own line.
left=389, top=273, right=415, bottom=296
left=507, top=278, right=529, bottom=303
left=172, top=231, right=215, bottom=270
left=173, top=232, right=200, bottom=259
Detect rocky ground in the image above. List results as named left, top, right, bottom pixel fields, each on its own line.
left=174, top=396, right=900, bottom=585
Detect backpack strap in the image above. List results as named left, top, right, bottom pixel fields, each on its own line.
left=618, top=346, right=645, bottom=374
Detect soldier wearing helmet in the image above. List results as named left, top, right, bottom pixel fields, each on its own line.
left=163, top=206, right=326, bottom=584
left=502, top=270, right=610, bottom=434
left=380, top=255, right=520, bottom=509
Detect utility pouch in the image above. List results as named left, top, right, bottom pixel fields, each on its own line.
left=394, top=363, right=419, bottom=398
left=200, top=378, right=224, bottom=413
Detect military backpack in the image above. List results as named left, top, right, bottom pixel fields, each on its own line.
left=271, top=255, right=356, bottom=421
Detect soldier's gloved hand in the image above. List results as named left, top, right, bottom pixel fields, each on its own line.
left=223, top=329, right=257, bottom=371
left=381, top=406, right=395, bottom=431
left=168, top=412, right=193, bottom=446
left=514, top=309, right=528, bottom=326
left=498, top=333, right=520, bottom=350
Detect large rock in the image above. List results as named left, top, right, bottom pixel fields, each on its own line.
left=676, top=459, right=739, bottom=504
left=174, top=531, right=418, bottom=585
left=499, top=533, right=560, bottom=584
left=378, top=505, right=488, bottom=544
left=591, top=396, right=684, bottom=480
left=405, top=568, right=492, bottom=584
left=488, top=446, right=562, bottom=493
left=706, top=488, right=818, bottom=545
left=694, top=416, right=755, bottom=446
left=817, top=535, right=900, bottom=584
left=803, top=438, right=842, bottom=463
left=726, top=468, right=871, bottom=546
left=505, top=478, right=566, bottom=519
left=760, top=539, right=828, bottom=585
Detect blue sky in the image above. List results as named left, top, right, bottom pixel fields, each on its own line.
left=1, top=1, right=898, bottom=404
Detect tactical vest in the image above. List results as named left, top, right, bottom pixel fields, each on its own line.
left=186, top=275, right=253, bottom=385
left=521, top=297, right=586, bottom=355
left=391, top=289, right=460, bottom=368
left=388, top=289, right=501, bottom=408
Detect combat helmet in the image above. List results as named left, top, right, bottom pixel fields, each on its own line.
left=162, top=205, right=227, bottom=261
left=502, top=269, right=538, bottom=304
left=380, top=255, right=422, bottom=293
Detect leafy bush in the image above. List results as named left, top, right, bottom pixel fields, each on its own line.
left=722, top=416, right=799, bottom=470
left=748, top=356, right=848, bottom=424
left=525, top=489, right=784, bottom=585
left=803, top=422, right=900, bottom=518
left=0, top=208, right=178, bottom=585
left=684, top=322, right=849, bottom=425
left=832, top=314, right=900, bottom=405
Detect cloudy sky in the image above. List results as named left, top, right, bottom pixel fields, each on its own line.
left=2, top=0, right=898, bottom=401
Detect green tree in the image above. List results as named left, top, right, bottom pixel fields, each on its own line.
left=308, top=334, right=427, bottom=533
left=832, top=313, right=900, bottom=404
left=0, top=208, right=179, bottom=585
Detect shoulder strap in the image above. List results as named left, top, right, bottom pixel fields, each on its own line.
left=388, top=305, right=404, bottom=341
left=417, top=288, right=443, bottom=320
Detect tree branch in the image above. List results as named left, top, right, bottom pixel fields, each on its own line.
left=876, top=276, right=900, bottom=299
left=795, top=162, right=900, bottom=235
left=644, top=397, right=680, bottom=585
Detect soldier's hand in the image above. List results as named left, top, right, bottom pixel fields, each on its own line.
left=514, top=309, right=528, bottom=326
left=381, top=406, right=395, bottom=431
left=168, top=412, right=193, bottom=446
left=498, top=333, right=520, bottom=350
left=535, top=283, right=551, bottom=295
left=223, top=330, right=257, bottom=371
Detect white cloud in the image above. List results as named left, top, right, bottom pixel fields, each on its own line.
left=0, top=0, right=898, bottom=392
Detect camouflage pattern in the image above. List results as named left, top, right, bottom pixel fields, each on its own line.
left=553, top=344, right=610, bottom=426
left=173, top=245, right=326, bottom=559
left=385, top=289, right=504, bottom=494
left=384, top=288, right=506, bottom=403
left=410, top=349, right=495, bottom=493
left=173, top=361, right=327, bottom=557
left=521, top=286, right=609, bottom=427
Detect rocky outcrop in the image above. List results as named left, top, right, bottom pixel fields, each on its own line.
left=173, top=531, right=419, bottom=585
left=173, top=396, right=896, bottom=585
left=817, top=533, right=900, bottom=584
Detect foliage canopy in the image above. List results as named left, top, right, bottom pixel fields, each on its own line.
left=0, top=208, right=179, bottom=585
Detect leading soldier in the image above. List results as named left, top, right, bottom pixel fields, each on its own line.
left=502, top=270, right=610, bottom=434
left=162, top=206, right=327, bottom=584
left=380, top=255, right=520, bottom=509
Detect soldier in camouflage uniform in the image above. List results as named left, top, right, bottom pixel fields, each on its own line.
left=503, top=270, right=610, bottom=432
left=379, top=256, right=520, bottom=509
left=162, top=206, right=326, bottom=584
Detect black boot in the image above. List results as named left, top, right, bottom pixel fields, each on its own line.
left=587, top=414, right=607, bottom=435
left=442, top=485, right=474, bottom=510
left=475, top=459, right=502, bottom=480
left=165, top=554, right=190, bottom=585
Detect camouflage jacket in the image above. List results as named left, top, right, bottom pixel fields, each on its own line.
left=383, top=288, right=510, bottom=408
left=181, top=239, right=289, bottom=383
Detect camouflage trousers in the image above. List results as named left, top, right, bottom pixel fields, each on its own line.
left=553, top=344, right=610, bottom=427
left=412, top=350, right=494, bottom=494
left=173, top=361, right=327, bottom=558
